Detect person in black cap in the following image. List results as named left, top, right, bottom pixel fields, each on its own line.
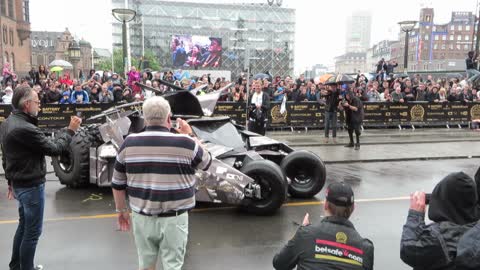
left=340, top=90, right=364, bottom=150
left=273, top=182, right=374, bottom=270
left=400, top=172, right=480, bottom=270
left=202, top=37, right=222, bottom=68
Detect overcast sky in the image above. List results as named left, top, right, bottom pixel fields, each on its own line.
left=31, top=0, right=479, bottom=73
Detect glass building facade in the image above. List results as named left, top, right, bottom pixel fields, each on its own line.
left=112, top=0, right=296, bottom=78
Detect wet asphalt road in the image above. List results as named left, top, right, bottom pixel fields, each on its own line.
left=1, top=156, right=479, bottom=270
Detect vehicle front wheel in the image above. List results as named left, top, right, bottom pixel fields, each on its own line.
left=51, top=128, right=91, bottom=188
left=240, top=160, right=287, bottom=215
left=281, top=150, right=326, bottom=198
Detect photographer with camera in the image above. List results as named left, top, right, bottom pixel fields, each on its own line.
left=400, top=172, right=480, bottom=270
left=339, top=90, right=364, bottom=150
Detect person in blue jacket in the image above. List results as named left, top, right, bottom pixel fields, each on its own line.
left=70, top=84, right=89, bottom=104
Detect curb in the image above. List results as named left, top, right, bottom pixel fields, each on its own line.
left=323, top=156, right=480, bottom=164
left=286, top=139, right=480, bottom=147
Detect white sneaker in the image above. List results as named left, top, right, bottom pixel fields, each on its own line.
left=34, top=265, right=44, bottom=270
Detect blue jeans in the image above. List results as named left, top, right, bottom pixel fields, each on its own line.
left=9, top=183, right=45, bottom=270
left=324, top=111, right=337, bottom=138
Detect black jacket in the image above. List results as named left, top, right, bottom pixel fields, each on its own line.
left=386, top=63, right=398, bottom=74
left=466, top=58, right=477, bottom=70
left=324, top=89, right=340, bottom=112
left=401, top=210, right=480, bottom=270
left=273, top=216, right=374, bottom=270
left=344, top=95, right=364, bottom=127
left=0, top=111, right=74, bottom=188
left=248, top=91, right=270, bottom=122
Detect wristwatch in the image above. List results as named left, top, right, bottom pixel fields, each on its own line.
left=115, top=208, right=129, bottom=213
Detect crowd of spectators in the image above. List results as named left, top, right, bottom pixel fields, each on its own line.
left=0, top=61, right=478, bottom=107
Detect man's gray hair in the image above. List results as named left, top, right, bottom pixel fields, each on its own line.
left=142, top=96, right=171, bottom=124
left=12, top=86, right=35, bottom=110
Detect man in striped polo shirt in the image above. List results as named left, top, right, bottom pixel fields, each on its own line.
left=112, top=96, right=212, bottom=270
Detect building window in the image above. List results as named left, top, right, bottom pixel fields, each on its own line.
left=48, top=55, right=54, bottom=64
left=456, top=44, right=461, bottom=50
left=466, top=25, right=471, bottom=31
left=0, top=0, right=5, bottom=16
left=450, top=35, right=454, bottom=41
left=433, top=44, right=438, bottom=50
left=458, top=25, right=463, bottom=31
left=465, top=35, right=470, bottom=41
left=449, top=44, right=454, bottom=50
left=457, top=35, right=462, bottom=41
left=442, top=35, right=446, bottom=40
left=37, top=54, right=44, bottom=66
left=435, top=35, right=439, bottom=41
left=432, top=26, right=436, bottom=31
left=442, top=44, right=446, bottom=50
left=10, top=52, right=14, bottom=70
left=2, top=26, right=7, bottom=44
left=7, top=0, right=14, bottom=19
left=465, top=44, right=470, bottom=50
left=9, top=29, right=13, bottom=46
left=424, top=34, right=429, bottom=40
left=450, top=25, right=455, bottom=31
left=4, top=52, right=8, bottom=64
left=424, top=63, right=428, bottom=70
left=22, top=0, right=29, bottom=22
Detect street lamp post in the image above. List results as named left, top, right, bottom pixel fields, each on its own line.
left=398, top=20, right=417, bottom=73
left=68, top=40, right=81, bottom=79
left=112, top=8, right=136, bottom=76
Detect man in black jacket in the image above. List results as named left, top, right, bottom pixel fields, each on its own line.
left=248, top=80, right=270, bottom=135
left=341, top=91, right=364, bottom=150
left=1, top=86, right=81, bottom=270
left=273, top=182, right=374, bottom=270
left=321, top=85, right=340, bottom=143
left=400, top=172, right=480, bottom=270
left=466, top=51, right=480, bottom=82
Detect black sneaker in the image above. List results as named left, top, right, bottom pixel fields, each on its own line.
left=354, top=144, right=360, bottom=150
left=344, top=143, right=354, bottom=148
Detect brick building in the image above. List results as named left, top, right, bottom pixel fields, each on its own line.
left=391, top=8, right=476, bottom=72
left=31, top=28, right=93, bottom=78
left=0, top=0, right=32, bottom=76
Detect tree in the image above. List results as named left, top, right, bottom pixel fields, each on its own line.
left=95, top=49, right=124, bottom=75
left=95, top=49, right=161, bottom=76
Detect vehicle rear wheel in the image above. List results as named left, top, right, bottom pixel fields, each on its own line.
left=240, top=160, right=287, bottom=215
left=281, top=150, right=326, bottom=198
left=51, top=128, right=91, bottom=188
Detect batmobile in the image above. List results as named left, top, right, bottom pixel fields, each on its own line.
left=51, top=81, right=326, bottom=215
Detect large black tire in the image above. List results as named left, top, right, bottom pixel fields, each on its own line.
left=51, top=128, right=91, bottom=188
left=240, top=160, right=287, bottom=215
left=281, top=150, right=326, bottom=198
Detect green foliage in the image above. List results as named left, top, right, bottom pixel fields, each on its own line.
left=94, top=49, right=161, bottom=75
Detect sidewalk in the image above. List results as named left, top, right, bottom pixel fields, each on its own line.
left=268, top=128, right=480, bottom=146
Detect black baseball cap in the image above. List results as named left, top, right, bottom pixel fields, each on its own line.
left=326, top=182, right=354, bottom=207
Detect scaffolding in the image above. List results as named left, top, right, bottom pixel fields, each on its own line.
left=112, top=0, right=296, bottom=78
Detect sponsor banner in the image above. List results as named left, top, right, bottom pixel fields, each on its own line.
left=0, top=102, right=477, bottom=129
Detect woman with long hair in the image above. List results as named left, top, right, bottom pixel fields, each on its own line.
left=36, top=65, right=49, bottom=86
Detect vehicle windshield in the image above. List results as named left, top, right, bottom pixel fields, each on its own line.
left=191, top=120, right=245, bottom=149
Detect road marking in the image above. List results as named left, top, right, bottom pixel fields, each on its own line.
left=0, top=196, right=410, bottom=225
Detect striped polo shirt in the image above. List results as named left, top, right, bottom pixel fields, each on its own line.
left=112, top=125, right=212, bottom=215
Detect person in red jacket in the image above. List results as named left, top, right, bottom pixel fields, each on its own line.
left=59, top=72, right=73, bottom=86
